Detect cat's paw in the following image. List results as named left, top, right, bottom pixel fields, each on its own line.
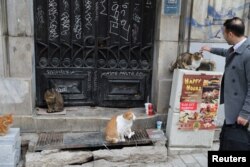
left=128, top=131, right=135, bottom=138
left=121, top=138, right=126, bottom=142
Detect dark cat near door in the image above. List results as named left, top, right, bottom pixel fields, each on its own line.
left=44, top=88, right=64, bottom=113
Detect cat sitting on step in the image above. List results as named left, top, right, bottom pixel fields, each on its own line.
left=0, top=114, right=13, bottom=136
left=44, top=88, right=64, bottom=113
left=105, top=111, right=136, bottom=143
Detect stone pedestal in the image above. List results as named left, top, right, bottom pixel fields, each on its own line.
left=166, top=69, right=223, bottom=155
left=0, top=128, right=21, bottom=167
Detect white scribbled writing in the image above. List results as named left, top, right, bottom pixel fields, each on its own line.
left=48, top=0, right=59, bottom=40
left=109, top=2, right=130, bottom=41
left=101, top=71, right=144, bottom=77
left=100, top=0, right=107, bottom=15
left=61, top=0, right=70, bottom=36
left=37, top=6, right=45, bottom=24
left=73, top=0, right=82, bottom=39
left=61, top=12, right=70, bottom=36
left=84, top=0, right=93, bottom=30
left=46, top=69, right=74, bottom=75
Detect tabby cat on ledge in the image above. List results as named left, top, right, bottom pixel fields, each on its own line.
left=169, top=52, right=215, bottom=72
left=44, top=88, right=64, bottom=113
left=169, top=52, right=203, bottom=72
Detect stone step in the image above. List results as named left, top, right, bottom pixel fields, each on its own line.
left=25, top=146, right=168, bottom=167
left=13, top=107, right=167, bottom=133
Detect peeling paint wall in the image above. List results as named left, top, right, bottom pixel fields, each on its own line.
left=190, top=0, right=248, bottom=41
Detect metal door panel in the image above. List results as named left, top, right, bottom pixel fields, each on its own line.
left=34, top=0, right=156, bottom=107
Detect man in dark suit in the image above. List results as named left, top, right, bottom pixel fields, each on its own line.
left=200, top=17, right=250, bottom=150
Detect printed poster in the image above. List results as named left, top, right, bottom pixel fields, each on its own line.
left=179, top=74, right=222, bottom=130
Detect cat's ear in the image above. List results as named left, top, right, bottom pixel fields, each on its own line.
left=5, top=113, right=13, bottom=118
left=196, top=52, right=204, bottom=57
left=124, top=111, right=135, bottom=120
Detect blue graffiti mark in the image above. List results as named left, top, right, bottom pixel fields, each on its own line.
left=208, top=3, right=248, bottom=19
left=185, top=17, right=223, bottom=28
left=207, top=6, right=235, bottom=19
left=186, top=3, right=249, bottom=39
left=186, top=17, right=223, bottom=39
left=186, top=18, right=207, bottom=28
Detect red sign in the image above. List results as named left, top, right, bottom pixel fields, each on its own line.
left=180, top=102, right=197, bottom=110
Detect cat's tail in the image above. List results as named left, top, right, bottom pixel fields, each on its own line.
left=198, top=60, right=216, bottom=71
left=105, top=136, right=119, bottom=143
left=169, top=61, right=177, bottom=72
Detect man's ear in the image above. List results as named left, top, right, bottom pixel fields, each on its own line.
left=228, top=31, right=234, bottom=37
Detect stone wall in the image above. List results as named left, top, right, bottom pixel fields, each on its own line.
left=152, top=0, right=181, bottom=114
left=0, top=0, right=8, bottom=77
left=0, top=0, right=36, bottom=131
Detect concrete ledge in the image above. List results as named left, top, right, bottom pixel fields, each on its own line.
left=168, top=147, right=210, bottom=156
left=12, top=108, right=167, bottom=133
left=168, top=142, right=219, bottom=155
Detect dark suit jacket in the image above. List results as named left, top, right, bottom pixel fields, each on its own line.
left=210, top=38, right=250, bottom=124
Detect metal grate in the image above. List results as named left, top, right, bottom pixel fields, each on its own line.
left=35, top=129, right=152, bottom=151
left=36, top=132, right=64, bottom=151
left=116, top=129, right=152, bottom=145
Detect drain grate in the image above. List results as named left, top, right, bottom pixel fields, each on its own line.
left=36, top=132, right=64, bottom=150
left=35, top=129, right=152, bottom=151
left=118, top=129, right=152, bottom=145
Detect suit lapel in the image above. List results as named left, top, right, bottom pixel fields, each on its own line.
left=225, top=37, right=250, bottom=67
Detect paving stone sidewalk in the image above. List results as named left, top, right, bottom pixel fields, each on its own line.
left=19, top=133, right=219, bottom=167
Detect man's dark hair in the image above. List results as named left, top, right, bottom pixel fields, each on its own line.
left=223, top=17, right=245, bottom=37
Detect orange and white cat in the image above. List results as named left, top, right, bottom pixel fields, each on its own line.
left=0, top=114, right=13, bottom=136
left=105, top=111, right=136, bottom=143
